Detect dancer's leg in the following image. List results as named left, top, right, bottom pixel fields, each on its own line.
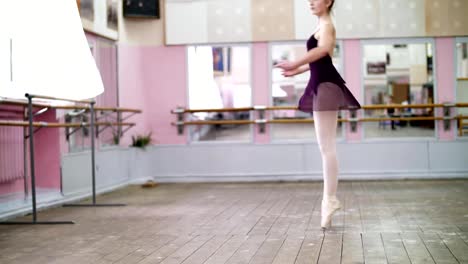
left=313, top=110, right=339, bottom=199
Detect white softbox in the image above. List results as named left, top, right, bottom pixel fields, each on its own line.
left=0, top=0, right=104, bottom=104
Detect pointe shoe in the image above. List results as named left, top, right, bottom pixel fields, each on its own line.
left=321, top=198, right=342, bottom=229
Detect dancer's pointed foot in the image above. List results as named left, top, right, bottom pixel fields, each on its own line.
left=321, top=197, right=342, bottom=229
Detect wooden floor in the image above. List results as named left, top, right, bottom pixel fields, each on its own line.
left=1, top=180, right=468, bottom=264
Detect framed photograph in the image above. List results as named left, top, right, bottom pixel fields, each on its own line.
left=212, top=47, right=231, bottom=76
left=78, top=0, right=94, bottom=22
left=463, top=43, right=467, bottom=59
left=367, top=62, right=386, bottom=74
left=107, top=0, right=118, bottom=31
left=77, top=0, right=118, bottom=40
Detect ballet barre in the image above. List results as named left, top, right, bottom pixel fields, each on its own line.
left=1, top=96, right=140, bottom=153
left=171, top=103, right=468, bottom=134
left=0, top=120, right=135, bottom=127
left=0, top=97, right=142, bottom=113
left=0, top=94, right=83, bottom=224
left=171, top=116, right=449, bottom=125
left=171, top=103, right=468, bottom=113
left=0, top=94, right=140, bottom=225
left=177, top=107, right=254, bottom=113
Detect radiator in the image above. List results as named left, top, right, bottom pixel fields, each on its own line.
left=0, top=126, right=25, bottom=183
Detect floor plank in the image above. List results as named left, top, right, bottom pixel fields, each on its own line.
left=0, top=180, right=467, bottom=264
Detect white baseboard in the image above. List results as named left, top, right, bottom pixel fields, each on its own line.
left=127, top=177, right=156, bottom=185
left=0, top=181, right=130, bottom=222
left=152, top=171, right=468, bottom=183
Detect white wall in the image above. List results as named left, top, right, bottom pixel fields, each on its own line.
left=0, top=39, right=9, bottom=88
left=57, top=141, right=468, bottom=191
left=231, top=46, right=251, bottom=84
left=138, top=141, right=468, bottom=182
left=118, top=0, right=165, bottom=46
left=61, top=147, right=132, bottom=197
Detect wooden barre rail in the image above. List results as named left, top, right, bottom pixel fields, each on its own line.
left=0, top=120, right=135, bottom=128
left=265, top=104, right=446, bottom=110
left=59, top=105, right=142, bottom=113
left=269, top=118, right=349, bottom=124
left=266, top=116, right=446, bottom=123
left=173, top=103, right=468, bottom=114
left=173, top=107, right=254, bottom=114
left=179, top=120, right=254, bottom=125
left=25, top=94, right=93, bottom=104
left=360, top=116, right=445, bottom=122
left=0, top=98, right=141, bottom=113
left=172, top=116, right=467, bottom=126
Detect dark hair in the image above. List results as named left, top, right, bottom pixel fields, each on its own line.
left=328, top=0, right=335, bottom=12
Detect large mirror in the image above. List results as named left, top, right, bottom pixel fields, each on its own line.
left=187, top=45, right=252, bottom=142
left=270, top=42, right=344, bottom=141
left=362, top=41, right=435, bottom=138
left=456, top=39, right=468, bottom=137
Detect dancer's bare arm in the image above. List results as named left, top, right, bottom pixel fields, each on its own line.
left=275, top=24, right=335, bottom=71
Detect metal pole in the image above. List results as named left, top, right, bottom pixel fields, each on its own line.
left=10, top=38, right=13, bottom=81
left=117, top=111, right=122, bottom=141
left=23, top=108, right=28, bottom=198
left=90, top=101, right=96, bottom=204
left=26, top=95, right=37, bottom=221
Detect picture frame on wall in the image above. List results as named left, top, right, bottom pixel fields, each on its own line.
left=107, top=0, right=118, bottom=31
left=77, top=0, right=94, bottom=22
left=367, top=62, right=386, bottom=75
left=463, top=43, right=467, bottom=59
left=77, top=0, right=119, bottom=40
left=213, top=47, right=231, bottom=76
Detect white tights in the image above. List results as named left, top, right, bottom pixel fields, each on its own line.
left=313, top=110, right=339, bottom=200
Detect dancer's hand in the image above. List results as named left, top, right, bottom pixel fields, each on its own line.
left=275, top=60, right=297, bottom=71
left=281, top=68, right=301, bottom=77
left=279, top=64, right=309, bottom=77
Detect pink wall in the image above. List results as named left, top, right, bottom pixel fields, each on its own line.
left=117, top=45, right=149, bottom=146
left=252, top=43, right=271, bottom=144
left=34, top=109, right=61, bottom=189
left=0, top=111, right=25, bottom=195
left=435, top=38, right=456, bottom=140
left=0, top=107, right=61, bottom=196
left=343, top=39, right=363, bottom=142
left=118, top=45, right=187, bottom=145
left=0, top=120, right=24, bottom=184
left=0, top=180, right=24, bottom=196
left=95, top=41, right=118, bottom=145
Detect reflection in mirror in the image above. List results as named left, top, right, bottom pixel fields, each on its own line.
left=187, top=45, right=252, bottom=142
left=456, top=41, right=468, bottom=137
left=69, top=38, right=118, bottom=151
left=363, top=42, right=435, bottom=138
left=270, top=43, right=343, bottom=140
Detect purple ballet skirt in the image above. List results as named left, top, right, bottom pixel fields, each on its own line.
left=298, top=34, right=361, bottom=113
